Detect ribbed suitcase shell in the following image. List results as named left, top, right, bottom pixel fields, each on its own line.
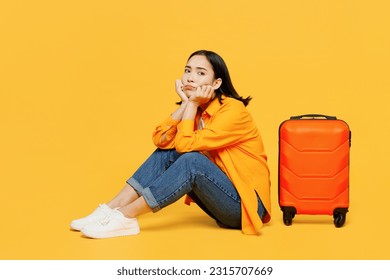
left=279, top=115, right=351, bottom=226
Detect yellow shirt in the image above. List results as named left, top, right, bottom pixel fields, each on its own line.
left=152, top=96, right=271, bottom=235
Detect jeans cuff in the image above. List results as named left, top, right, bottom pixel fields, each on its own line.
left=126, top=177, right=144, bottom=196
left=126, top=177, right=161, bottom=213
left=140, top=187, right=161, bottom=212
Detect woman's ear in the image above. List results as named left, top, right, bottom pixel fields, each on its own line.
left=213, top=78, right=222, bottom=90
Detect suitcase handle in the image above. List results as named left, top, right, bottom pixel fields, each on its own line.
left=290, top=114, right=337, bottom=120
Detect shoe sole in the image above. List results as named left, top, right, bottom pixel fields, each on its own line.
left=81, top=227, right=140, bottom=239
left=70, top=220, right=104, bottom=231
left=70, top=223, right=84, bottom=231
left=71, top=221, right=99, bottom=231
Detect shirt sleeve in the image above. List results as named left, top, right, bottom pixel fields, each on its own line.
left=152, top=116, right=181, bottom=149
left=175, top=101, right=254, bottom=152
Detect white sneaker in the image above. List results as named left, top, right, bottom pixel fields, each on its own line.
left=81, top=209, right=140, bottom=239
left=70, top=204, right=114, bottom=231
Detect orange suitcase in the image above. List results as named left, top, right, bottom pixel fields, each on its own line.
left=278, top=114, right=351, bottom=227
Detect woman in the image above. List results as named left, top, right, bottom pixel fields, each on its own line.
left=70, top=50, right=271, bottom=238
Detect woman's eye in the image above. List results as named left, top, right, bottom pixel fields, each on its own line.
left=198, top=72, right=205, bottom=75
left=184, top=69, right=190, bottom=73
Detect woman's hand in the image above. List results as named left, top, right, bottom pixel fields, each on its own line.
left=171, top=80, right=189, bottom=121
left=189, top=85, right=215, bottom=107
left=175, top=80, right=189, bottom=103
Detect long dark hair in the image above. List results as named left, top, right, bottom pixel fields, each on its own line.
left=188, top=50, right=252, bottom=106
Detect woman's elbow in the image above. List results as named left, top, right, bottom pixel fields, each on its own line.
left=175, top=141, right=191, bottom=153
left=174, top=143, right=185, bottom=153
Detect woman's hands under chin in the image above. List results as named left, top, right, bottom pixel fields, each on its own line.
left=189, top=85, right=216, bottom=107
left=175, top=80, right=189, bottom=104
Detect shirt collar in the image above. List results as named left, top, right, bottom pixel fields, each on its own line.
left=203, top=95, right=226, bottom=117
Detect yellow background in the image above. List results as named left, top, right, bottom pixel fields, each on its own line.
left=1, top=0, right=389, bottom=259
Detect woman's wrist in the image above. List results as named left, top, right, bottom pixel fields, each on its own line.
left=182, top=101, right=198, bottom=120
left=180, top=100, right=189, bottom=108
left=171, top=100, right=188, bottom=121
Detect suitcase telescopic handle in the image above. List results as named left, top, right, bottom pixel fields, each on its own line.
left=290, top=114, right=337, bottom=120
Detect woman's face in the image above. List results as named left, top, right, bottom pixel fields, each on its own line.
left=181, top=55, right=220, bottom=98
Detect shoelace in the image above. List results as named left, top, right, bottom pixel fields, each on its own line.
left=99, top=215, right=111, bottom=226
left=98, top=207, right=120, bottom=226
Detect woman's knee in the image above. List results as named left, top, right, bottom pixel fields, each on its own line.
left=175, top=151, right=204, bottom=166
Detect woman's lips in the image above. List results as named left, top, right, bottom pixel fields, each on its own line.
left=183, top=85, right=196, bottom=90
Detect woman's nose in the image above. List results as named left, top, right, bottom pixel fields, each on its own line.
left=187, top=73, right=195, bottom=83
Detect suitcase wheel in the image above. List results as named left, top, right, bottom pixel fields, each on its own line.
left=333, top=208, right=348, bottom=228
left=282, top=207, right=296, bottom=226
left=283, top=212, right=293, bottom=226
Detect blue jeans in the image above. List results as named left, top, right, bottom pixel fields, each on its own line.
left=127, top=149, right=265, bottom=229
